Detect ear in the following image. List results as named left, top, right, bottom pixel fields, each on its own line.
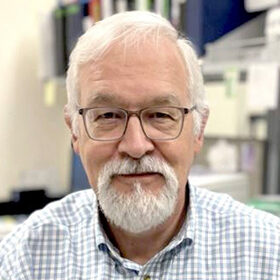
left=194, top=109, right=209, bottom=154
left=64, top=106, right=80, bottom=155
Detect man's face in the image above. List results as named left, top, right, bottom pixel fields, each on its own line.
left=71, top=38, right=203, bottom=229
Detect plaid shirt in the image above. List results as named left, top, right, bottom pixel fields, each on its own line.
left=0, top=185, right=279, bottom=280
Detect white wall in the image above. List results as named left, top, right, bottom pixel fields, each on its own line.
left=0, top=0, right=71, bottom=201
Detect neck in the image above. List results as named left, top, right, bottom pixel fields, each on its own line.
left=101, top=187, right=188, bottom=265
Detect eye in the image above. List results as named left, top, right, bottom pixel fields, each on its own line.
left=92, top=109, right=126, bottom=123
left=148, top=111, right=174, bottom=120
left=99, top=112, right=121, bottom=119
left=153, top=112, right=171, bottom=118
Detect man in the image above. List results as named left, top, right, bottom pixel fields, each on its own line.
left=0, top=11, right=279, bottom=279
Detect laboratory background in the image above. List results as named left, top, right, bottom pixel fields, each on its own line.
left=1, top=0, right=280, bottom=239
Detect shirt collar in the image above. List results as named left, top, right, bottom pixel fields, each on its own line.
left=93, top=196, right=121, bottom=256
left=161, top=182, right=197, bottom=253
left=178, top=182, right=197, bottom=243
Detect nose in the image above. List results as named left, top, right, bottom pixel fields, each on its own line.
left=118, top=115, right=155, bottom=159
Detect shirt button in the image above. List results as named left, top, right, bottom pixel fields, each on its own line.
left=143, top=276, right=151, bottom=280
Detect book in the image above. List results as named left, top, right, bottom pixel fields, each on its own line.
left=88, top=0, right=101, bottom=22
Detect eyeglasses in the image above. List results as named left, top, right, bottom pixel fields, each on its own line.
left=78, top=106, right=196, bottom=141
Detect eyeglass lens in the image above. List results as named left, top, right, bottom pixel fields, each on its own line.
left=84, top=107, right=183, bottom=140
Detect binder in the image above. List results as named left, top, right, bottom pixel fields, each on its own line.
left=136, top=0, right=149, bottom=10
left=53, top=7, right=67, bottom=76
left=171, top=0, right=181, bottom=28
left=155, top=0, right=170, bottom=18
left=115, top=0, right=128, bottom=12
left=101, top=0, right=113, bottom=18
left=65, top=4, right=84, bottom=59
left=179, top=1, right=187, bottom=34
left=88, top=0, right=101, bottom=22
left=127, top=0, right=135, bottom=11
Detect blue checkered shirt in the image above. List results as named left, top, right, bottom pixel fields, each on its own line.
left=0, top=185, right=279, bottom=279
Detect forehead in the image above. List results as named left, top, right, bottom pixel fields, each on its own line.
left=78, top=38, right=189, bottom=107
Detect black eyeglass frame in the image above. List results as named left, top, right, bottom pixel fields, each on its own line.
left=78, top=105, right=197, bottom=141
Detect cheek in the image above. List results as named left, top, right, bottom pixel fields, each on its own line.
left=157, top=135, right=195, bottom=185
left=79, top=140, right=117, bottom=188
left=174, top=142, right=194, bottom=173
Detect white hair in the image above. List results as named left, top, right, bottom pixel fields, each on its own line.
left=66, top=11, right=208, bottom=136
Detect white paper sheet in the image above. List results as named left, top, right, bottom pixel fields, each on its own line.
left=247, top=63, right=279, bottom=113
left=266, top=7, right=280, bottom=41
left=245, top=0, right=279, bottom=12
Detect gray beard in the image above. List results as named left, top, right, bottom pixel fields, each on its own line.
left=96, top=156, right=179, bottom=233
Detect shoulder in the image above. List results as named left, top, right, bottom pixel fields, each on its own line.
left=191, top=185, right=280, bottom=243
left=14, top=189, right=97, bottom=233
left=192, top=185, right=280, bottom=227
left=190, top=186, right=280, bottom=276
left=1, top=189, right=96, bottom=242
left=27, top=189, right=96, bottom=227
left=0, top=190, right=97, bottom=274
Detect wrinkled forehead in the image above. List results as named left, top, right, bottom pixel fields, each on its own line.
left=77, top=36, right=188, bottom=102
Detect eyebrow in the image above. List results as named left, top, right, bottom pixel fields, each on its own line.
left=84, top=93, right=181, bottom=108
left=85, top=93, right=122, bottom=107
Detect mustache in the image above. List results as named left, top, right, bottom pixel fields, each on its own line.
left=101, top=156, right=169, bottom=178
